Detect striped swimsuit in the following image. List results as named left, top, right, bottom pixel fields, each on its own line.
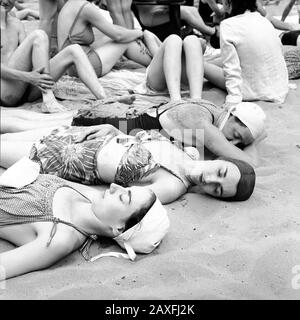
left=0, top=174, right=97, bottom=259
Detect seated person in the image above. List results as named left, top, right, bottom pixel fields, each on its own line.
left=1, top=125, right=256, bottom=204
left=57, top=0, right=153, bottom=78
left=131, top=1, right=217, bottom=41
left=0, top=159, right=169, bottom=279
left=203, top=0, right=289, bottom=106
left=0, top=0, right=106, bottom=111
left=1, top=33, right=267, bottom=165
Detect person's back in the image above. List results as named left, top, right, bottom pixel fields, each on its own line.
left=221, top=11, right=288, bottom=103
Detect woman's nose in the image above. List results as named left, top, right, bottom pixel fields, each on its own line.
left=203, top=174, right=220, bottom=184
left=109, top=183, right=125, bottom=194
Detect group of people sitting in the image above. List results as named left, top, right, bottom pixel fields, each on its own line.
left=0, top=0, right=298, bottom=280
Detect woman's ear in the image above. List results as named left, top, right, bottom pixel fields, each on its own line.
left=111, top=224, right=125, bottom=237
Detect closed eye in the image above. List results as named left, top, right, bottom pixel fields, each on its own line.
left=218, top=167, right=228, bottom=178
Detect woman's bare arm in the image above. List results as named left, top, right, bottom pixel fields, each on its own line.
left=0, top=233, right=75, bottom=279
left=135, top=168, right=187, bottom=204
left=202, top=122, right=258, bottom=166
left=83, top=3, right=143, bottom=43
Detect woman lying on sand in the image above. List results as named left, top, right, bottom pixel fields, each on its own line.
left=0, top=32, right=267, bottom=166
left=73, top=100, right=266, bottom=167
left=1, top=124, right=256, bottom=204
left=204, top=0, right=289, bottom=105
left=0, top=159, right=169, bottom=279
left=57, top=0, right=152, bottom=78
left=0, top=0, right=105, bottom=111
left=1, top=98, right=266, bottom=166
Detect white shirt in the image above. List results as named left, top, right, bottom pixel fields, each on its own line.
left=220, top=11, right=289, bottom=104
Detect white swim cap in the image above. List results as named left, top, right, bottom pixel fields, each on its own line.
left=113, top=198, right=170, bottom=260
left=219, top=102, right=266, bottom=140
left=90, top=198, right=170, bottom=262
left=231, top=102, right=266, bottom=140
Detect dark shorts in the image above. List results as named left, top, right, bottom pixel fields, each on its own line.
left=281, top=30, right=300, bottom=46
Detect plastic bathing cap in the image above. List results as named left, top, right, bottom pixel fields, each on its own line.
left=89, top=198, right=169, bottom=262
left=113, top=198, right=170, bottom=260
left=231, top=102, right=266, bottom=140
left=112, top=198, right=170, bottom=260
left=218, top=157, right=256, bottom=201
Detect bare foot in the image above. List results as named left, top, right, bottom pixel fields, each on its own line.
left=41, top=100, right=67, bottom=113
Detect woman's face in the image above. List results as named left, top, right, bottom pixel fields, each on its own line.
left=189, top=160, right=241, bottom=198
left=92, top=183, right=154, bottom=234
left=222, top=116, right=254, bottom=147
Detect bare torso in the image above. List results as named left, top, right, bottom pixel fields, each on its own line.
left=0, top=14, right=22, bottom=65
left=0, top=186, right=88, bottom=249
left=57, top=0, right=93, bottom=50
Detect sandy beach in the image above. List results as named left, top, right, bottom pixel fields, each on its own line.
left=1, top=0, right=300, bottom=300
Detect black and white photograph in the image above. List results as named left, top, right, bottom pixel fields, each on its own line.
left=0, top=0, right=300, bottom=303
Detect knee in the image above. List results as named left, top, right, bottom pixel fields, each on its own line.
left=183, top=35, right=199, bottom=46
left=164, top=34, right=183, bottom=48
left=31, top=29, right=49, bottom=45
left=184, top=35, right=202, bottom=51
left=66, top=44, right=84, bottom=59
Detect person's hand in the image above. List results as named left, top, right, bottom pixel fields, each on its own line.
left=74, top=124, right=120, bottom=143
left=25, top=67, right=55, bottom=91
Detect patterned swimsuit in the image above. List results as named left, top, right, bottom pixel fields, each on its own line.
left=29, top=127, right=190, bottom=189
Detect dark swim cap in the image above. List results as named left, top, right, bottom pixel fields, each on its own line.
left=218, top=157, right=256, bottom=201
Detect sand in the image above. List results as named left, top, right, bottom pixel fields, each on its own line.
left=1, top=0, right=300, bottom=300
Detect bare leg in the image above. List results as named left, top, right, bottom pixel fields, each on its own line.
left=1, top=30, right=59, bottom=108
left=182, top=36, right=204, bottom=99
left=94, top=41, right=128, bottom=76
left=49, top=45, right=106, bottom=99
left=1, top=107, right=74, bottom=120
left=0, top=114, right=73, bottom=134
left=124, top=40, right=153, bottom=67
left=147, top=35, right=183, bottom=101
left=0, top=127, right=57, bottom=168
left=1, top=30, right=65, bottom=111
left=203, top=62, right=226, bottom=90
left=180, top=6, right=215, bottom=36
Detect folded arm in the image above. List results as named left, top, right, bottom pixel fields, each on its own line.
left=202, top=122, right=258, bottom=166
